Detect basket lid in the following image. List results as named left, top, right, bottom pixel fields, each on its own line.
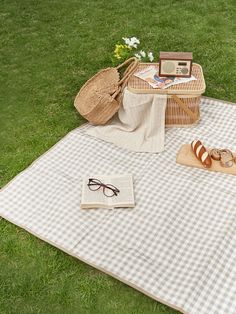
left=127, top=63, right=206, bottom=95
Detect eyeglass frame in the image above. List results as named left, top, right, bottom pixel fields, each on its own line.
left=87, top=178, right=120, bottom=197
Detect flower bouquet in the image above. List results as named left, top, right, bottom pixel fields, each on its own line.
left=112, top=37, right=154, bottom=65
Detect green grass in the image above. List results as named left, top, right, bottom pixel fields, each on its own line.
left=1, top=0, right=236, bottom=313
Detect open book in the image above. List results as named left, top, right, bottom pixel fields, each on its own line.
left=81, top=174, right=135, bottom=209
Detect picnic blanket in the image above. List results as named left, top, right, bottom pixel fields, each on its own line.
left=1, top=97, right=236, bottom=314
left=86, top=88, right=167, bottom=152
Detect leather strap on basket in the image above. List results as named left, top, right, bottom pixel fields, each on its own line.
left=172, top=94, right=198, bottom=122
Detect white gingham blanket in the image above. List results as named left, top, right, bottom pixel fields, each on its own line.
left=1, top=97, right=236, bottom=314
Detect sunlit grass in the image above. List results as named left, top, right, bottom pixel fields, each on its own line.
left=1, top=0, right=236, bottom=313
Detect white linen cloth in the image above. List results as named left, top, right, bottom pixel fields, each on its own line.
left=86, top=88, right=167, bottom=153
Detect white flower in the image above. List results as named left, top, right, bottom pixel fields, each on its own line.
left=130, top=37, right=140, bottom=48
left=148, top=51, right=154, bottom=62
left=134, top=53, right=141, bottom=60
left=139, top=50, right=146, bottom=58
left=122, top=37, right=130, bottom=46
left=122, top=36, right=140, bottom=49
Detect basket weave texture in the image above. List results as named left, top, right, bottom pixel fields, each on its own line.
left=74, top=58, right=139, bottom=125
left=128, top=63, right=206, bottom=126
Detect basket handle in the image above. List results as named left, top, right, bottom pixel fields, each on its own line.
left=116, top=57, right=138, bottom=70
left=117, top=57, right=139, bottom=87
left=111, top=86, right=121, bottom=99
left=172, top=95, right=199, bottom=121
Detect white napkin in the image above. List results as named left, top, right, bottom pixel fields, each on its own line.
left=86, top=88, right=167, bottom=153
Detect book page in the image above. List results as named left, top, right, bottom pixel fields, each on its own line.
left=109, top=174, right=135, bottom=207
left=81, top=177, right=108, bottom=207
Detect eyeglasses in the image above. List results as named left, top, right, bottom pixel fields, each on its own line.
left=87, top=178, right=120, bottom=197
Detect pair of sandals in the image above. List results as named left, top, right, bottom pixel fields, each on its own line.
left=210, top=148, right=236, bottom=167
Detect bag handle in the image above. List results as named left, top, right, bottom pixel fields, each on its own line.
left=111, top=86, right=121, bottom=99
left=172, top=95, right=199, bottom=122
left=117, top=57, right=139, bottom=87
left=100, top=57, right=139, bottom=101
left=116, top=57, right=138, bottom=70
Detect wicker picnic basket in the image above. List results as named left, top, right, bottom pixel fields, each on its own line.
left=127, top=63, right=206, bottom=127
left=74, top=57, right=139, bottom=125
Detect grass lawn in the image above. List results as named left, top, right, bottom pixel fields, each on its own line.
left=1, top=1, right=236, bottom=313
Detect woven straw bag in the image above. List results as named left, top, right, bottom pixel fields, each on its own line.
left=74, top=57, right=139, bottom=125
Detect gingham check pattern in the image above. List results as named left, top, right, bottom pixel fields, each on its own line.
left=1, top=97, right=236, bottom=314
